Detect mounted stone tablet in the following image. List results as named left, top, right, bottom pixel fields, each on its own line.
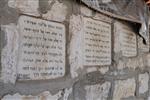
left=17, top=15, right=66, bottom=80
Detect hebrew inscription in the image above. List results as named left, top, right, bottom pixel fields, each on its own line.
left=17, top=16, right=66, bottom=80
left=114, top=22, right=137, bottom=57
left=120, top=24, right=137, bottom=57
left=83, top=18, right=111, bottom=66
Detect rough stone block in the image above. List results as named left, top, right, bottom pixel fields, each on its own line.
left=139, top=73, right=149, bottom=94
left=85, top=82, right=111, bottom=100
left=42, top=0, right=67, bottom=22
left=8, top=0, right=39, bottom=16
left=113, top=78, right=136, bottom=100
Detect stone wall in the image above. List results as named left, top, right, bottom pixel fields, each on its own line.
left=0, top=0, right=150, bottom=100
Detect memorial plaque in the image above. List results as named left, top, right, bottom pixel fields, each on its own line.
left=83, top=18, right=111, bottom=66
left=17, top=16, right=66, bottom=80
left=121, top=24, right=137, bottom=57
left=115, top=22, right=137, bottom=57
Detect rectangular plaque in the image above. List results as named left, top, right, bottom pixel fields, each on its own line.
left=17, top=16, right=66, bottom=80
left=83, top=18, right=111, bottom=66
left=120, top=24, right=137, bottom=57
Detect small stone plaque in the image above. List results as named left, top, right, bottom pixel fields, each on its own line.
left=83, top=18, right=111, bottom=66
left=114, top=22, right=137, bottom=57
left=17, top=15, right=66, bottom=80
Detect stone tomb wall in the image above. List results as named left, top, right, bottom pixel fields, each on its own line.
left=0, top=0, right=150, bottom=100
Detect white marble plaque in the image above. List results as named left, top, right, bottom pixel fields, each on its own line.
left=115, top=22, right=137, bottom=57
left=83, top=18, right=111, bottom=66
left=17, top=16, right=66, bottom=80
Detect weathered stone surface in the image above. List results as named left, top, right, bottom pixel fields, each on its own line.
left=138, top=35, right=149, bottom=52
left=80, top=5, right=93, bottom=17
left=113, top=78, right=136, bottom=100
left=17, top=15, right=66, bottom=80
left=126, top=58, right=138, bottom=70
left=69, top=15, right=84, bottom=78
left=86, top=67, right=108, bottom=76
left=146, top=54, right=150, bottom=67
left=86, top=66, right=109, bottom=74
left=2, top=91, right=62, bottom=100
left=73, top=71, right=105, bottom=100
left=94, top=13, right=112, bottom=23
left=1, top=24, right=19, bottom=84
left=63, top=88, right=72, bottom=100
left=82, top=71, right=105, bottom=85
left=84, top=82, right=111, bottom=100
left=139, top=73, right=149, bottom=94
left=42, top=0, right=67, bottom=22
left=117, top=60, right=126, bottom=70
left=8, top=0, right=39, bottom=16
left=98, top=67, right=109, bottom=74
left=137, top=57, right=145, bottom=69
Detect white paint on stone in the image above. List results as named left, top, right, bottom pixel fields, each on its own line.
left=69, top=15, right=84, bottom=78
left=8, top=0, right=39, bottom=16
left=113, top=78, right=136, bottom=100
left=86, top=67, right=98, bottom=73
left=2, top=91, right=62, bottom=100
left=85, top=82, right=111, bottom=100
left=139, top=73, right=149, bottom=94
left=98, top=67, right=109, bottom=74
left=0, top=24, right=19, bottom=84
left=42, top=0, right=67, bottom=22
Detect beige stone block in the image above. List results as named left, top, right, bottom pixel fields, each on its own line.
left=8, top=0, right=39, bottom=16
left=139, top=73, right=149, bottom=94
left=113, top=78, right=136, bottom=100
left=85, top=82, right=111, bottom=100
left=42, top=0, right=67, bottom=22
